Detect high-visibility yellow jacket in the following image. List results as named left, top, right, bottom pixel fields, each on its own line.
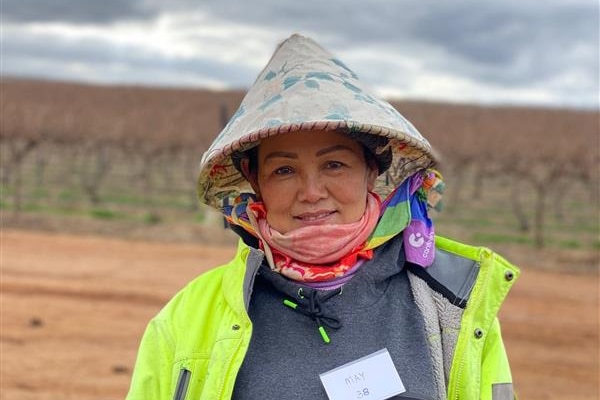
left=127, top=236, right=519, bottom=400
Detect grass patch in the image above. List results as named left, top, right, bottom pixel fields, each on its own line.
left=89, top=208, right=121, bottom=220
left=142, top=212, right=162, bottom=225
left=32, top=187, right=50, bottom=199
left=101, top=192, right=193, bottom=211
left=58, top=189, right=82, bottom=202
left=0, top=185, right=14, bottom=196
left=23, top=203, right=46, bottom=212
left=455, top=217, right=496, bottom=228
left=194, top=212, right=205, bottom=223
left=570, top=222, right=600, bottom=234
left=557, top=239, right=581, bottom=249
left=471, top=232, right=533, bottom=245
left=150, top=195, right=196, bottom=210
left=102, top=193, right=147, bottom=206
left=53, top=206, right=86, bottom=216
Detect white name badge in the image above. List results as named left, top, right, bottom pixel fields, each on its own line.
left=319, top=348, right=406, bottom=400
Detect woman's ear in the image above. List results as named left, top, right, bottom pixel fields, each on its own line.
left=367, top=167, right=377, bottom=191
left=366, top=159, right=379, bottom=192
left=240, top=158, right=261, bottom=197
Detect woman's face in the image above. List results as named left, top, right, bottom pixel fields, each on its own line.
left=253, top=130, right=377, bottom=234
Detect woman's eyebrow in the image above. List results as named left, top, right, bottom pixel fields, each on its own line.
left=263, top=151, right=298, bottom=162
left=316, top=145, right=354, bottom=157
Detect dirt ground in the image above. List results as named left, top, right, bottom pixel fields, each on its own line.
left=1, top=229, right=598, bottom=399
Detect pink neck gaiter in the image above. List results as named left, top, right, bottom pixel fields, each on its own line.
left=248, top=193, right=380, bottom=282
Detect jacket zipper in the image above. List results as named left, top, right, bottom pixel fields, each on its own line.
left=216, top=335, right=245, bottom=399
left=173, top=368, right=191, bottom=400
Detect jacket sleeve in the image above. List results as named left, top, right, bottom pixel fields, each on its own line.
left=480, top=317, right=516, bottom=400
left=126, top=318, right=175, bottom=400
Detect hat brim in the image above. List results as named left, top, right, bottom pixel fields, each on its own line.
left=197, top=119, right=437, bottom=209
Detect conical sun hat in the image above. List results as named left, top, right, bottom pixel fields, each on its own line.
left=198, top=34, right=437, bottom=209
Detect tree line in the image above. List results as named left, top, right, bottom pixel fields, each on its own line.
left=2, top=78, right=598, bottom=247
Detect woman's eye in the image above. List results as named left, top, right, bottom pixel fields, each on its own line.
left=274, top=166, right=293, bottom=175
left=326, top=161, right=344, bottom=169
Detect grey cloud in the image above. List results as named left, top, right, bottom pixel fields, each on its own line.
left=161, top=0, right=598, bottom=88
left=1, top=0, right=597, bottom=107
left=414, top=2, right=597, bottom=77
left=2, top=30, right=257, bottom=87
left=159, top=0, right=415, bottom=44
left=6, top=0, right=595, bottom=74
left=2, top=0, right=155, bottom=24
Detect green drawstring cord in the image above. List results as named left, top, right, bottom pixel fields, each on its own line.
left=318, top=326, right=331, bottom=344
left=283, top=299, right=330, bottom=343
left=282, top=290, right=340, bottom=344
left=283, top=299, right=297, bottom=309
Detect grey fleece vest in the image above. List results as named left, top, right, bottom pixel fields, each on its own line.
left=232, top=236, right=437, bottom=400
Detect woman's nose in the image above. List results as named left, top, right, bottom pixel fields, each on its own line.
left=298, top=175, right=327, bottom=203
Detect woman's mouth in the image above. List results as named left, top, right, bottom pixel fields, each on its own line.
left=294, top=211, right=337, bottom=223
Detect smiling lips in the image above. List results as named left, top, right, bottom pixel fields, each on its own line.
left=294, top=210, right=337, bottom=223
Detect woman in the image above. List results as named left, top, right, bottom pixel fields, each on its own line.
left=127, top=34, right=519, bottom=400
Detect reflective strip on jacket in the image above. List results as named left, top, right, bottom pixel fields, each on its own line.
left=126, top=236, right=519, bottom=400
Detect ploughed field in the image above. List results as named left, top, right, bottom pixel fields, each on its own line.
left=1, top=230, right=598, bottom=399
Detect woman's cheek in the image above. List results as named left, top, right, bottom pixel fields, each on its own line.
left=260, top=182, right=293, bottom=208
left=331, top=175, right=367, bottom=199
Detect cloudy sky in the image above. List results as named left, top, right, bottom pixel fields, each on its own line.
left=2, top=0, right=598, bottom=108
